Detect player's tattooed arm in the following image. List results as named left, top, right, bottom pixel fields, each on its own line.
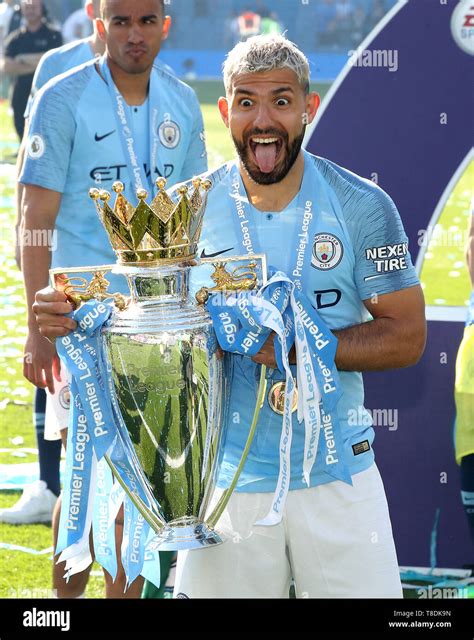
left=332, top=285, right=426, bottom=372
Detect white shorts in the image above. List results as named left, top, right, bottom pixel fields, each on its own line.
left=174, top=464, right=403, bottom=598
left=44, top=367, right=71, bottom=441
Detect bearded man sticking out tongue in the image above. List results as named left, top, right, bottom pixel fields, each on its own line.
left=219, top=67, right=313, bottom=209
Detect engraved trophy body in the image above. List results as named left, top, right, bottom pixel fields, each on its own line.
left=103, top=261, right=228, bottom=549
left=53, top=179, right=266, bottom=550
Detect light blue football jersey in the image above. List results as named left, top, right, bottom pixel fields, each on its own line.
left=180, top=152, right=419, bottom=492
left=20, top=58, right=207, bottom=274
left=25, top=39, right=93, bottom=118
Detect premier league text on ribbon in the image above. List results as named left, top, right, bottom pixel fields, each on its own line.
left=293, top=201, right=313, bottom=286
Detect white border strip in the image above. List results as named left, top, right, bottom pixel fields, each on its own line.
left=303, top=0, right=408, bottom=147
left=425, top=305, right=468, bottom=323
left=400, top=566, right=473, bottom=578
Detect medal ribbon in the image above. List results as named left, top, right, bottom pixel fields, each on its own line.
left=99, top=56, right=159, bottom=194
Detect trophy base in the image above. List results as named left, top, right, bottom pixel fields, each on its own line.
left=153, top=520, right=223, bottom=551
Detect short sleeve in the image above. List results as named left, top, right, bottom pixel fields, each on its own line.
left=24, top=53, right=54, bottom=119
left=352, top=186, right=419, bottom=301
left=19, top=82, right=76, bottom=193
left=180, top=90, right=208, bottom=180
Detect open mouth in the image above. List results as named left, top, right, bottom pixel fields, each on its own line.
left=248, top=136, right=284, bottom=174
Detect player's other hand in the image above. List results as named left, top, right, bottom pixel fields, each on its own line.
left=251, top=332, right=278, bottom=369
left=23, top=331, right=61, bottom=394
left=33, top=287, right=77, bottom=339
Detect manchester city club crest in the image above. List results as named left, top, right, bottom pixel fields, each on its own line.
left=312, top=233, right=343, bottom=270
left=158, top=121, right=181, bottom=149
left=58, top=384, right=71, bottom=410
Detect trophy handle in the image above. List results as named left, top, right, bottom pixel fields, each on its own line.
left=104, top=453, right=166, bottom=533
left=50, top=267, right=128, bottom=310
left=207, top=364, right=267, bottom=528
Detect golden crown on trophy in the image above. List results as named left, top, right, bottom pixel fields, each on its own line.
left=89, top=177, right=212, bottom=265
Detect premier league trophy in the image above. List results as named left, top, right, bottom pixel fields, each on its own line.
left=52, top=178, right=267, bottom=551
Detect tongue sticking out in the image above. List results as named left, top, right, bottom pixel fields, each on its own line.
left=254, top=143, right=278, bottom=173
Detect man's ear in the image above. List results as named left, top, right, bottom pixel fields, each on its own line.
left=161, top=15, right=171, bottom=41
left=218, top=96, right=230, bottom=127
left=85, top=1, right=95, bottom=20
left=305, top=92, right=321, bottom=126
left=96, top=18, right=106, bottom=42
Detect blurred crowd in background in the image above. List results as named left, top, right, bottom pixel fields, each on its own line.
left=0, top=0, right=396, bottom=141
left=1, top=0, right=396, bottom=56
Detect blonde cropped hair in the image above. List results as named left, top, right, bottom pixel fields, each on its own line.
left=223, top=35, right=311, bottom=95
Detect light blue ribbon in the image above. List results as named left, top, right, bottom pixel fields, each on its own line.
left=99, top=56, right=159, bottom=194
left=92, top=458, right=118, bottom=580
left=207, top=271, right=352, bottom=523
left=55, top=300, right=157, bottom=584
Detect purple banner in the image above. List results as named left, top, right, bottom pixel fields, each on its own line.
left=306, top=0, right=473, bottom=567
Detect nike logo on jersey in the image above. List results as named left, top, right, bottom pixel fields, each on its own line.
left=200, top=247, right=234, bottom=259
left=363, top=274, right=385, bottom=282
left=95, top=130, right=116, bottom=142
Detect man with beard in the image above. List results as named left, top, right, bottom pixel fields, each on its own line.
left=33, top=35, right=426, bottom=598
left=20, top=0, right=206, bottom=598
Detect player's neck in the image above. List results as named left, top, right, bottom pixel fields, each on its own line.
left=240, top=152, right=305, bottom=213
left=106, top=56, right=151, bottom=106
left=88, top=33, right=105, bottom=57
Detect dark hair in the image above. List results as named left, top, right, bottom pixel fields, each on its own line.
left=100, top=0, right=165, bottom=18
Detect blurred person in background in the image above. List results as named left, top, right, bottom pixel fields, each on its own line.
left=0, top=0, right=16, bottom=54
left=7, top=1, right=22, bottom=36
left=455, top=200, right=474, bottom=563
left=260, top=8, right=283, bottom=36
left=333, top=0, right=355, bottom=48
left=315, top=0, right=338, bottom=49
left=62, top=0, right=92, bottom=43
left=238, top=5, right=261, bottom=41
left=224, top=10, right=240, bottom=48
left=1, top=0, right=61, bottom=140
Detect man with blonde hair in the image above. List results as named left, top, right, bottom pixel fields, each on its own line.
left=34, top=34, right=426, bottom=598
